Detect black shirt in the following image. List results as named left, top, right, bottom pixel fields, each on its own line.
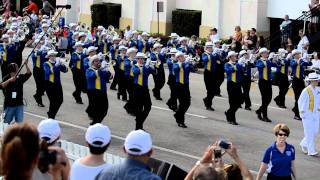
left=2, top=73, right=31, bottom=107
left=247, top=35, right=257, bottom=50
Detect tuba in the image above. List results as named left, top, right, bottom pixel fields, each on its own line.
left=106, top=25, right=118, bottom=39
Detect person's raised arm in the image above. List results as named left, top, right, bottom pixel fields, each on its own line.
left=226, top=144, right=253, bottom=180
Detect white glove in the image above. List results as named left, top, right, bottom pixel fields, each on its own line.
left=160, top=48, right=166, bottom=54
left=268, top=52, right=275, bottom=59
left=185, top=56, right=192, bottom=63
left=55, top=59, right=61, bottom=67
left=145, top=58, right=151, bottom=67
left=286, top=53, right=292, bottom=60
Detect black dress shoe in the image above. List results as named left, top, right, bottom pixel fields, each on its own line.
left=117, top=93, right=121, bottom=100
left=245, top=107, right=251, bottom=111
left=255, top=110, right=262, bottom=120
left=231, top=121, right=239, bottom=125
left=262, top=117, right=272, bottom=122
left=293, top=116, right=302, bottom=121
left=110, top=87, right=117, bottom=91
left=279, top=105, right=287, bottom=109
left=155, top=97, right=163, bottom=100
left=76, top=101, right=84, bottom=104
left=206, top=106, right=215, bottom=111
left=37, top=103, right=45, bottom=107
left=178, top=123, right=188, bottom=128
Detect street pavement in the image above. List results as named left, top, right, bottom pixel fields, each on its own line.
left=2, top=47, right=320, bottom=179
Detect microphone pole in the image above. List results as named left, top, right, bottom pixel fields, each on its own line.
left=15, top=6, right=69, bottom=77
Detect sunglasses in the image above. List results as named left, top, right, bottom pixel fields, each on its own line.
left=278, top=133, right=288, bottom=137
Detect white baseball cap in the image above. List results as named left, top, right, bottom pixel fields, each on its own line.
left=42, top=15, right=49, bottom=19
left=74, top=41, right=84, bottom=48
left=85, top=123, right=111, bottom=147
left=153, top=43, right=163, bottom=49
left=45, top=50, right=58, bottom=58
left=212, top=39, right=221, bottom=44
left=42, top=23, right=49, bottom=28
left=124, top=130, right=152, bottom=156
left=88, top=46, right=98, bottom=53
left=79, top=32, right=87, bottom=38
left=175, top=51, right=185, bottom=59
left=179, top=37, right=188, bottom=43
left=97, top=26, right=104, bottom=31
left=136, top=52, right=147, bottom=59
left=169, top=33, right=179, bottom=38
left=1, top=34, right=9, bottom=40
left=205, top=42, right=213, bottom=47
left=37, top=119, right=61, bottom=144
left=112, top=36, right=121, bottom=42
left=239, top=50, right=247, bottom=57
left=278, top=48, right=288, bottom=54
left=291, top=49, right=301, bottom=56
left=306, top=72, right=320, bottom=81
left=227, top=51, right=238, bottom=59
left=119, top=45, right=128, bottom=51
left=168, top=48, right=178, bottom=55
left=142, top=32, right=149, bottom=36
left=127, top=47, right=138, bottom=55
left=258, top=47, right=269, bottom=54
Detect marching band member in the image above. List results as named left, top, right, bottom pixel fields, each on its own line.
left=70, top=31, right=79, bottom=54
left=86, top=55, right=111, bottom=125
left=255, top=48, right=277, bottom=122
left=116, top=45, right=128, bottom=101
left=298, top=72, right=320, bottom=156
left=202, top=42, right=218, bottom=111
left=290, top=49, right=312, bottom=120
left=166, top=48, right=178, bottom=111
left=129, top=30, right=139, bottom=48
left=177, top=37, right=193, bottom=55
left=213, top=39, right=225, bottom=97
left=238, top=50, right=254, bottom=110
left=109, top=36, right=121, bottom=90
left=274, top=48, right=290, bottom=109
left=137, top=32, right=151, bottom=53
left=98, top=32, right=108, bottom=54
left=67, top=23, right=78, bottom=54
left=167, top=33, right=179, bottom=48
left=95, top=25, right=105, bottom=47
left=70, top=42, right=87, bottom=104
left=78, top=32, right=91, bottom=48
left=123, top=47, right=137, bottom=115
left=43, top=50, right=68, bottom=119
left=83, top=46, right=98, bottom=71
left=150, top=43, right=166, bottom=100
left=224, top=51, right=242, bottom=125
left=173, top=52, right=194, bottom=128
left=132, top=52, right=155, bottom=130
left=0, top=34, right=15, bottom=78
left=31, top=38, right=46, bottom=107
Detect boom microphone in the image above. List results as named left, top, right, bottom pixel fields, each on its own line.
left=56, top=4, right=72, bottom=9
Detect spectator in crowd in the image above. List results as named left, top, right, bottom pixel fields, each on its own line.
left=56, top=33, right=68, bottom=57
left=209, top=28, right=220, bottom=42
left=0, top=62, right=31, bottom=124
left=256, top=123, right=296, bottom=180
left=34, top=118, right=70, bottom=180
left=0, top=123, right=40, bottom=180
left=185, top=142, right=253, bottom=180
left=231, top=26, right=243, bottom=52
left=311, top=52, right=320, bottom=69
left=95, top=130, right=161, bottom=180
left=297, top=29, right=309, bottom=52
left=257, top=36, right=265, bottom=50
left=70, top=123, right=112, bottom=180
left=280, top=15, right=292, bottom=48
left=242, top=30, right=251, bottom=50
left=124, top=25, right=132, bottom=40
left=41, top=0, right=55, bottom=16
left=23, top=0, right=39, bottom=14
left=247, top=28, right=258, bottom=50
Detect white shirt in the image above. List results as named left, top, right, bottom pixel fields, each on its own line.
left=210, top=34, right=220, bottom=42
left=124, top=30, right=132, bottom=40
left=297, top=36, right=309, bottom=51
left=311, top=59, right=320, bottom=69
left=70, top=158, right=112, bottom=180
left=298, top=85, right=320, bottom=116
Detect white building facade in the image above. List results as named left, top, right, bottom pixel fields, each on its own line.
left=56, top=0, right=310, bottom=38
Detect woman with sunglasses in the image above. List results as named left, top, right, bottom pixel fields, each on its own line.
left=256, top=124, right=296, bottom=180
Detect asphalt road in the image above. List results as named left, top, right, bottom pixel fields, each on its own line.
left=2, top=48, right=320, bottom=179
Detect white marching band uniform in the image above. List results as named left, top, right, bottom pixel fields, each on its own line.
left=298, top=73, right=320, bottom=156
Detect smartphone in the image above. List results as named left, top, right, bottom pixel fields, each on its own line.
left=219, top=140, right=231, bottom=149
left=214, top=149, right=222, bottom=158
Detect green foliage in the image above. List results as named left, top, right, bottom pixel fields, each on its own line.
left=172, top=9, right=201, bottom=37
left=91, top=3, right=121, bottom=29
